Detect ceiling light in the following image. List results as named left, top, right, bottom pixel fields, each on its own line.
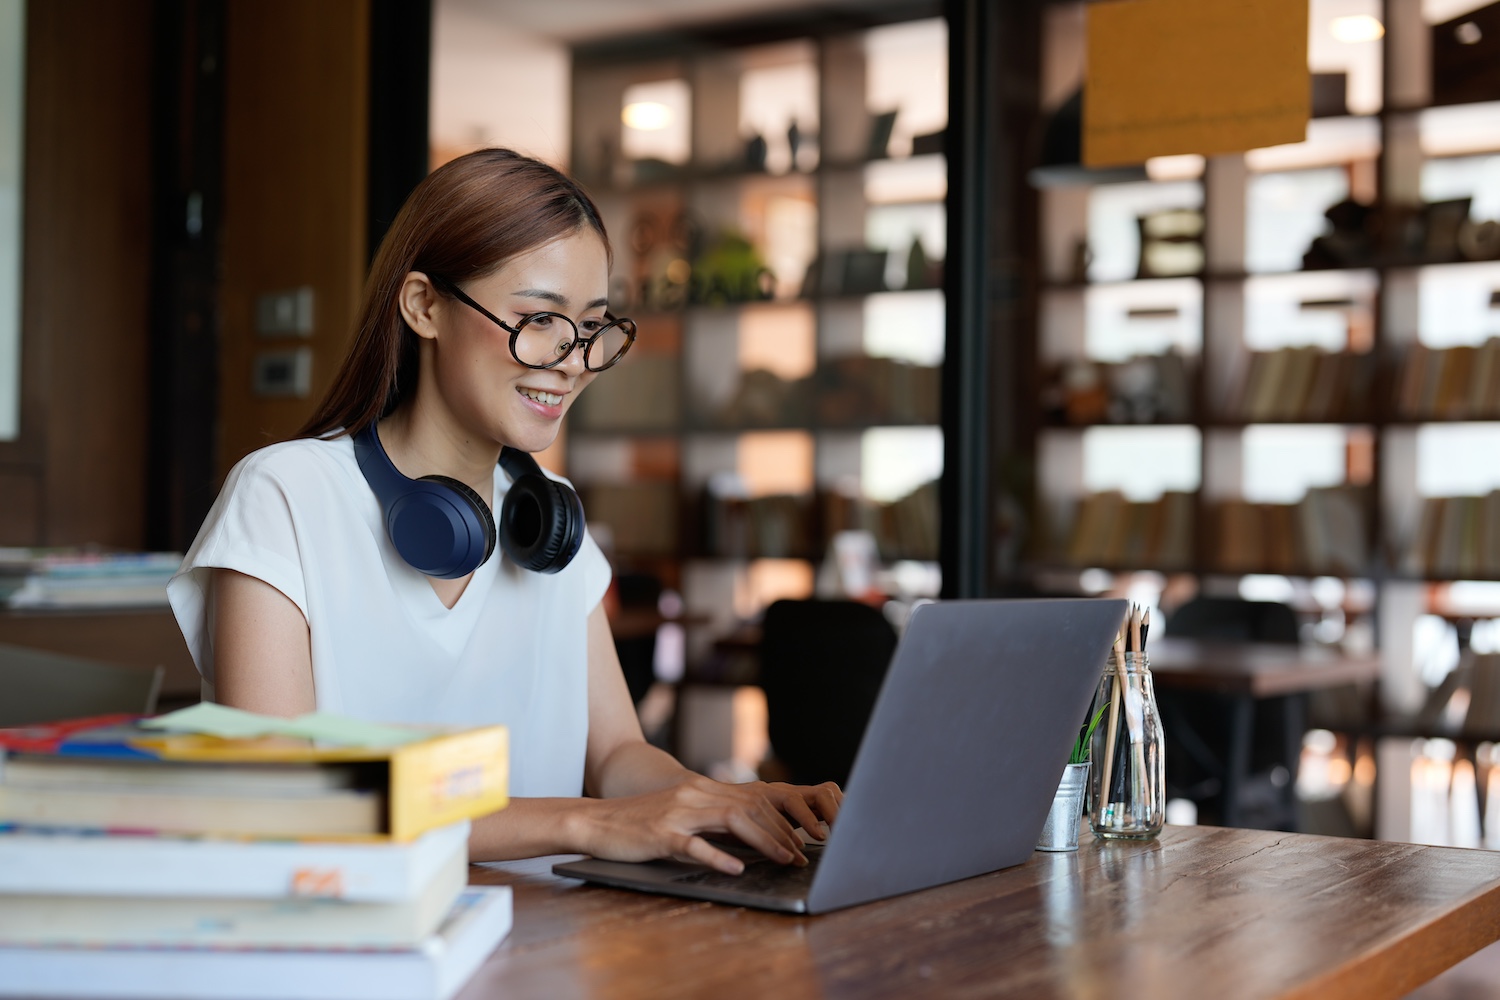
left=622, top=102, right=672, bottom=131
left=1330, top=15, right=1385, bottom=43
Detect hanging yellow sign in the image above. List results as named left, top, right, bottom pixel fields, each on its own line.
left=1084, top=0, right=1309, bottom=167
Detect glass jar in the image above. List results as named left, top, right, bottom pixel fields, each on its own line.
left=1086, top=650, right=1165, bottom=840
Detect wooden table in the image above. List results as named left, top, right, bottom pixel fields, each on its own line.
left=1147, top=637, right=1381, bottom=697
left=1147, top=638, right=1381, bottom=828
left=462, top=825, right=1500, bottom=1000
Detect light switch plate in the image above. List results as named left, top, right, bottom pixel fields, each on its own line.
left=252, top=347, right=313, bottom=397
left=255, top=287, right=315, bottom=336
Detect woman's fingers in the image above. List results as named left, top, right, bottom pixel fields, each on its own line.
left=809, top=781, right=843, bottom=825
left=771, top=786, right=825, bottom=837
left=588, top=778, right=849, bottom=872
left=663, top=784, right=804, bottom=865
left=681, top=834, right=746, bottom=875
left=723, top=806, right=806, bottom=866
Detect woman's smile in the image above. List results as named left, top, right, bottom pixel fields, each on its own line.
left=516, top=384, right=568, bottom=415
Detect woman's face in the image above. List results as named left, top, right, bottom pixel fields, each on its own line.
left=426, top=229, right=610, bottom=454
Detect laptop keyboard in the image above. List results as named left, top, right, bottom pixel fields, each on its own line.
left=671, top=845, right=823, bottom=896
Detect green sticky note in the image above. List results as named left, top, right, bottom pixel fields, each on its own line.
left=139, top=702, right=286, bottom=738
left=141, top=704, right=427, bottom=748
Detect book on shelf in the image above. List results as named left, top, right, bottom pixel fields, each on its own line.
left=883, top=480, right=940, bottom=561
left=1210, top=487, right=1370, bottom=575
left=4, top=551, right=183, bottom=610
left=1404, top=492, right=1500, bottom=578
left=0, top=885, right=513, bottom=1000
left=1230, top=347, right=1377, bottom=423
left=1273, top=346, right=1320, bottom=422
left=1243, top=348, right=1292, bottom=422
left=1396, top=339, right=1500, bottom=421
left=0, top=704, right=508, bottom=842
left=1063, top=491, right=1194, bottom=570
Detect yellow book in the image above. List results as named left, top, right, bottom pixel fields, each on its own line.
left=0, top=705, right=508, bottom=842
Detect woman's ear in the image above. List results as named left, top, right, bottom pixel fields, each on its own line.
left=398, top=272, right=442, bottom=341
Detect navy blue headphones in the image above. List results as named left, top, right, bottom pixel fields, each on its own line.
left=353, top=424, right=586, bottom=578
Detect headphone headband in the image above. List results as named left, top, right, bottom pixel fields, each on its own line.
left=353, top=425, right=495, bottom=579
left=354, top=425, right=584, bottom=577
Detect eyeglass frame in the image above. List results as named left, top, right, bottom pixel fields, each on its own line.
left=429, top=275, right=637, bottom=372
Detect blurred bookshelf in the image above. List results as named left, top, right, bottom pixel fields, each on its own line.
left=564, top=10, right=947, bottom=702
left=1033, top=0, right=1500, bottom=846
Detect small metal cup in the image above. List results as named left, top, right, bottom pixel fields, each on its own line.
left=1036, top=762, right=1091, bottom=852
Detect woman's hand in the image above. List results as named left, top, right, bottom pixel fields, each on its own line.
left=572, top=774, right=843, bottom=875
left=759, top=779, right=843, bottom=842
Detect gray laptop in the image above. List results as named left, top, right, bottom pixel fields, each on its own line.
left=554, top=597, right=1127, bottom=914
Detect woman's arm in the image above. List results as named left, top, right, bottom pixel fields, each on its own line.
left=213, top=569, right=839, bottom=874
left=211, top=569, right=317, bottom=717
left=468, top=604, right=842, bottom=873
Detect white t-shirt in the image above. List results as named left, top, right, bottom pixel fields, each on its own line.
left=167, top=434, right=612, bottom=798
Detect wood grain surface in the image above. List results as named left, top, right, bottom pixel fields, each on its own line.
left=463, top=825, right=1500, bottom=1000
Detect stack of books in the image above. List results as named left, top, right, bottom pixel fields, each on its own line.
left=0, top=705, right=513, bottom=1000
left=4, top=551, right=183, bottom=610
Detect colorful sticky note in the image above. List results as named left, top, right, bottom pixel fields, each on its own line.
left=141, top=703, right=426, bottom=748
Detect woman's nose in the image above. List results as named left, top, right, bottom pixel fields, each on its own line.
left=555, top=339, right=587, bottom=377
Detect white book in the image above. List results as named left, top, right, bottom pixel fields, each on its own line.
left=0, top=843, right=465, bottom=948
left=0, top=821, right=469, bottom=901
left=0, top=886, right=511, bottom=1000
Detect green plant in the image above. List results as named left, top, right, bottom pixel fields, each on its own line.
left=1068, top=701, right=1109, bottom=765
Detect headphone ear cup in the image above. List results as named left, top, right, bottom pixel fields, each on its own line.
left=500, top=472, right=586, bottom=574
left=419, top=475, right=497, bottom=567
left=354, top=424, right=494, bottom=580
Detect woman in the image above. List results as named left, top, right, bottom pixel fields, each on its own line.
left=169, top=148, right=839, bottom=874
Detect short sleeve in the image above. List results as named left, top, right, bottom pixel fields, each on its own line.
left=576, top=526, right=612, bottom=611
left=537, top=466, right=611, bottom=611
left=167, top=450, right=313, bottom=686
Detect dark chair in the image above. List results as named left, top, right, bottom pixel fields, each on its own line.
left=758, top=599, right=898, bottom=788
left=613, top=573, right=663, bottom=706
left=1165, top=596, right=1298, bottom=644
left=0, top=642, right=164, bottom=727
left=1160, top=597, right=1301, bottom=830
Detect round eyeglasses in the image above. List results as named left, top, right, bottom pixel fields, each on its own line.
left=433, top=277, right=637, bottom=372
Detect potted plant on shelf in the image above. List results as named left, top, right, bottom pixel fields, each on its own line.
left=1036, top=701, right=1108, bottom=852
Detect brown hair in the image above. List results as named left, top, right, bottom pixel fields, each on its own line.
left=297, top=148, right=610, bottom=439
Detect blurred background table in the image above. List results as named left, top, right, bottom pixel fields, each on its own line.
left=1148, top=637, right=1381, bottom=829
left=1148, top=636, right=1382, bottom=697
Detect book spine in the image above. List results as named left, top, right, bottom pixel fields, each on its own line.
left=387, top=728, right=508, bottom=842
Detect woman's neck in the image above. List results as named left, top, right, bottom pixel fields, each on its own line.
left=376, top=404, right=499, bottom=500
